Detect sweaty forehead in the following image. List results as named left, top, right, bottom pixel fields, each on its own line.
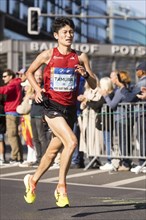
left=59, top=25, right=74, bottom=31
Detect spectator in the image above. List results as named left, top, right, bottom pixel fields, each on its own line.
left=122, top=61, right=146, bottom=173
left=70, top=76, right=86, bottom=169
left=0, top=69, right=23, bottom=164
left=122, top=62, right=146, bottom=101
left=77, top=80, right=103, bottom=168
left=17, top=79, right=33, bottom=115
left=16, top=68, right=28, bottom=100
left=0, top=94, right=6, bottom=165
left=85, top=77, right=115, bottom=171
left=30, top=68, right=49, bottom=166
left=16, top=68, right=27, bottom=82
left=16, top=79, right=37, bottom=167
left=137, top=87, right=146, bottom=100
left=101, top=70, right=133, bottom=171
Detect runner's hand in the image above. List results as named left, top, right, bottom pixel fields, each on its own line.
left=75, top=64, right=88, bottom=78
left=35, top=88, right=45, bottom=103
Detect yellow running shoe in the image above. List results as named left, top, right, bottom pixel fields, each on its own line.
left=24, top=174, right=36, bottom=204
left=54, top=189, right=70, bottom=207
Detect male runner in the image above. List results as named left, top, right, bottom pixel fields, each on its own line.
left=23, top=17, right=97, bottom=207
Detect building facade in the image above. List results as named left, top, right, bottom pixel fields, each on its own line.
left=0, top=39, right=145, bottom=82
left=0, top=0, right=107, bottom=43
left=107, top=2, right=146, bottom=45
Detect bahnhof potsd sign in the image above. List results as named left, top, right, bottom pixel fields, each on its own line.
left=0, top=40, right=145, bottom=80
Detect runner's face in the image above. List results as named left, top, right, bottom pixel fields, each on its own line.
left=55, top=25, right=74, bottom=46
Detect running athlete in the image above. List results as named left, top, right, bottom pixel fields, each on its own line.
left=23, top=17, right=97, bottom=207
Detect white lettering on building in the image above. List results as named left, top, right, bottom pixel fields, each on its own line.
left=30, top=42, right=58, bottom=51
left=71, top=44, right=99, bottom=54
left=112, top=45, right=146, bottom=56
left=39, top=43, right=50, bottom=51
left=29, top=42, right=145, bottom=56
left=90, top=45, right=99, bottom=54
left=137, top=47, right=146, bottom=56
left=30, top=42, right=99, bottom=54
left=30, top=42, right=39, bottom=51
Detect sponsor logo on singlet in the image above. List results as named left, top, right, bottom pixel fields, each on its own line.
left=70, top=56, right=75, bottom=60
left=50, top=67, right=77, bottom=91
left=53, top=56, right=64, bottom=59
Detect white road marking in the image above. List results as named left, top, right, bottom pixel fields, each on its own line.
left=61, top=182, right=146, bottom=191
left=0, top=169, right=104, bottom=178
left=0, top=177, right=145, bottom=191
left=39, top=170, right=105, bottom=183
left=0, top=169, right=145, bottom=191
left=102, top=175, right=146, bottom=187
left=0, top=164, right=19, bottom=168
left=0, top=169, right=35, bottom=177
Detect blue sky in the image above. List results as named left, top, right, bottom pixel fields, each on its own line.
left=107, top=0, right=146, bottom=15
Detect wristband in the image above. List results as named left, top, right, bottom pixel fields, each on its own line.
left=83, top=71, right=89, bottom=79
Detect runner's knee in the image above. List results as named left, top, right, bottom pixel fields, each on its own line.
left=69, top=136, right=78, bottom=152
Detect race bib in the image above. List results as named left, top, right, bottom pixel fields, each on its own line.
left=50, top=67, right=77, bottom=91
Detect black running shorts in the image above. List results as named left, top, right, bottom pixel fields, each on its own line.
left=43, top=99, right=77, bottom=130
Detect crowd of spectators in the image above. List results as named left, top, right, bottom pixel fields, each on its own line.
left=0, top=68, right=52, bottom=167
left=0, top=61, right=145, bottom=173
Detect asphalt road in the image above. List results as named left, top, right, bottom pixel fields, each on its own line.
left=0, top=163, right=146, bottom=220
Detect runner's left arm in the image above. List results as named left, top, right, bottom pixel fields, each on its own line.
left=76, top=52, right=98, bottom=89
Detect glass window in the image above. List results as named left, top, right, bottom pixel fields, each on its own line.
left=0, top=0, right=6, bottom=12
left=20, top=3, right=27, bottom=21
left=113, top=21, right=146, bottom=45
left=9, top=0, right=19, bottom=16
left=4, top=29, right=28, bottom=40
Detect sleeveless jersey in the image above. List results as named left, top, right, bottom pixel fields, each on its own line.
left=44, top=47, right=80, bottom=106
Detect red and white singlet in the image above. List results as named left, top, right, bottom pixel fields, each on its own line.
left=44, top=47, right=81, bottom=106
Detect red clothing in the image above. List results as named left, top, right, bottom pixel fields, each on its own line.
left=44, top=48, right=80, bottom=106
left=0, top=78, right=22, bottom=112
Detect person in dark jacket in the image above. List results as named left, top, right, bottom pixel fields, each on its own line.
left=121, top=62, right=146, bottom=173
left=30, top=68, right=49, bottom=166
left=70, top=76, right=86, bottom=169
left=0, top=94, right=6, bottom=165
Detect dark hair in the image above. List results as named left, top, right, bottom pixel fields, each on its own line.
left=117, top=71, right=131, bottom=85
left=52, top=17, right=75, bottom=33
left=3, top=69, right=15, bottom=79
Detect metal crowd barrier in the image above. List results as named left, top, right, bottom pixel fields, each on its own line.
left=79, top=102, right=146, bottom=172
